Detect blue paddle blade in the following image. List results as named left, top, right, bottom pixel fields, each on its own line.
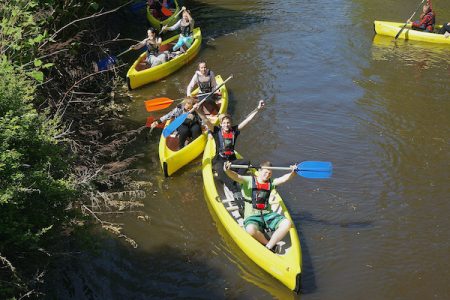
left=162, top=113, right=188, bottom=138
left=96, top=56, right=117, bottom=71
left=130, top=1, right=147, bottom=12
left=298, top=161, right=332, bottom=172
left=297, top=169, right=332, bottom=179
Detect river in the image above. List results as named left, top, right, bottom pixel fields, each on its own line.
left=48, top=0, right=450, bottom=299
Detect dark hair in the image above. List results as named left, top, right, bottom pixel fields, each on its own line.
left=260, top=161, right=273, bottom=168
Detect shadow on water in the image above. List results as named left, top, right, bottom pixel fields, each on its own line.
left=184, top=0, right=267, bottom=40
left=44, top=237, right=227, bottom=299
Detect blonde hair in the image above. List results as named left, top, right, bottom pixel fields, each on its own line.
left=183, top=96, right=196, bottom=105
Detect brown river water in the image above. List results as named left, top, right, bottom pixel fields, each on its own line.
left=48, top=0, right=450, bottom=299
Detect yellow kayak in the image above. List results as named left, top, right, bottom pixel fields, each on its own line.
left=201, top=138, right=302, bottom=292
left=374, top=21, right=450, bottom=44
left=127, top=27, right=202, bottom=90
left=146, top=0, right=180, bottom=31
left=159, top=75, right=228, bottom=177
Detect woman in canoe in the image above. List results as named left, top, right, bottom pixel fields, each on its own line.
left=196, top=100, right=265, bottom=209
left=407, top=1, right=435, bottom=32
left=162, top=7, right=194, bottom=52
left=151, top=97, right=202, bottom=149
left=187, top=62, right=220, bottom=114
left=130, top=28, right=167, bottom=67
left=224, top=161, right=297, bottom=252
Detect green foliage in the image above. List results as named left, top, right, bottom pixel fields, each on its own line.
left=0, top=58, right=75, bottom=253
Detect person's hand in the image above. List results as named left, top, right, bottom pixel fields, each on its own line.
left=289, top=164, right=297, bottom=173
left=407, top=19, right=412, bottom=24
left=224, top=161, right=232, bottom=171
left=257, top=100, right=265, bottom=110
left=193, top=103, right=200, bottom=111
left=181, top=6, right=186, bottom=11
left=151, top=121, right=158, bottom=129
left=161, top=25, right=167, bottom=32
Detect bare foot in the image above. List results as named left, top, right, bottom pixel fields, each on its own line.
left=445, top=31, right=450, bottom=38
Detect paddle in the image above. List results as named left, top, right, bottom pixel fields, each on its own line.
left=162, top=75, right=233, bottom=138
left=230, top=161, right=333, bottom=179
left=394, top=0, right=426, bottom=40
left=145, top=116, right=166, bottom=128
left=95, top=47, right=134, bottom=71
left=144, top=93, right=210, bottom=112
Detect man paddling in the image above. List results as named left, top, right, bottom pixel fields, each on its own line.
left=224, top=161, right=297, bottom=252
left=196, top=100, right=265, bottom=210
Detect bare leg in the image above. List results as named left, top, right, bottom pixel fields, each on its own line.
left=265, top=219, right=291, bottom=250
left=245, top=224, right=269, bottom=245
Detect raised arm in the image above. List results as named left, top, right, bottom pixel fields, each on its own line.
left=272, top=165, right=297, bottom=186
left=224, top=161, right=245, bottom=184
left=164, top=19, right=181, bottom=31
left=237, top=100, right=265, bottom=131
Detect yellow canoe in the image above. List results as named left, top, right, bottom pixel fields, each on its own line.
left=146, top=0, right=180, bottom=31
left=127, top=27, right=202, bottom=90
left=201, top=138, right=302, bottom=292
left=374, top=21, right=450, bottom=44
left=159, top=75, right=228, bottom=177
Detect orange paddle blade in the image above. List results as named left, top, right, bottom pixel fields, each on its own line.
left=144, top=97, right=174, bottom=112
left=145, top=116, right=165, bottom=128
left=161, top=7, right=173, bottom=17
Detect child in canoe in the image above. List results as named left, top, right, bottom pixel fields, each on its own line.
left=161, top=7, right=194, bottom=52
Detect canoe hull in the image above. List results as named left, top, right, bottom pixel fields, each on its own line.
left=374, top=21, right=450, bottom=44
left=201, top=138, right=302, bottom=292
left=159, top=75, right=229, bottom=177
left=146, top=0, right=180, bottom=31
left=127, top=28, right=202, bottom=90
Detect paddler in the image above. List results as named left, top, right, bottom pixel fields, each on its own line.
left=186, top=62, right=220, bottom=114
left=151, top=97, right=202, bottom=149
left=130, top=28, right=167, bottom=67
left=161, top=7, right=194, bottom=52
left=223, top=161, right=296, bottom=252
left=195, top=100, right=265, bottom=211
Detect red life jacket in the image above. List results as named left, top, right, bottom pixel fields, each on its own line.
left=251, top=177, right=273, bottom=210
left=218, top=129, right=235, bottom=158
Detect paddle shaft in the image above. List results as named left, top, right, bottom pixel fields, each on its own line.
left=189, top=75, right=233, bottom=113
left=160, top=8, right=184, bottom=34
left=162, top=75, right=232, bottom=137
left=395, top=0, right=426, bottom=39
left=231, top=165, right=292, bottom=171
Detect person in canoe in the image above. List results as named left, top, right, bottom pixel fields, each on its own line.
left=187, top=62, right=220, bottom=114
left=223, top=161, right=296, bottom=252
left=438, top=22, right=450, bottom=38
left=196, top=100, right=265, bottom=210
left=161, top=7, right=194, bottom=52
left=407, top=0, right=435, bottom=33
left=151, top=97, right=202, bottom=149
left=130, top=28, right=167, bottom=68
left=147, top=0, right=172, bottom=20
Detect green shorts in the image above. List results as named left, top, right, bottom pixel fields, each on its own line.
left=244, top=212, right=285, bottom=231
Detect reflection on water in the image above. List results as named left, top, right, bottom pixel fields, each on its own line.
left=48, top=0, right=450, bottom=298
left=371, top=34, right=450, bottom=69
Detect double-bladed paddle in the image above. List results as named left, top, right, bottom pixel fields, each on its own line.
left=394, top=0, right=426, bottom=40
left=230, top=161, right=333, bottom=179
left=144, top=93, right=211, bottom=112
left=145, top=116, right=166, bottom=128
left=162, top=75, right=233, bottom=138
left=95, top=47, right=134, bottom=71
